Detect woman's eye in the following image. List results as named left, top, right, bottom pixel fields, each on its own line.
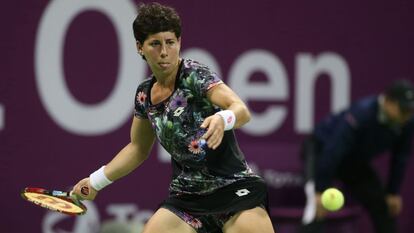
left=150, top=42, right=160, bottom=46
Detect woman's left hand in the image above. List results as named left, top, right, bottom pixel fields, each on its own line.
left=200, top=115, right=225, bottom=149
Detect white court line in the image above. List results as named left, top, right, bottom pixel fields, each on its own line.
left=0, top=104, right=4, bottom=130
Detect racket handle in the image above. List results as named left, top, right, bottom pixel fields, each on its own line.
left=81, top=186, right=89, bottom=196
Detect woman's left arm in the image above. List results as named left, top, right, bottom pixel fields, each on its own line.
left=200, top=83, right=251, bottom=149
left=207, top=83, right=251, bottom=128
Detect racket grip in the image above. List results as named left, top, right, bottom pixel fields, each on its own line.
left=81, top=186, right=89, bottom=196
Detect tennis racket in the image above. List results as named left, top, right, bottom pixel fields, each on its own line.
left=21, top=187, right=89, bottom=215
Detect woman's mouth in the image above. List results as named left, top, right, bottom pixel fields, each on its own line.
left=158, top=62, right=170, bottom=68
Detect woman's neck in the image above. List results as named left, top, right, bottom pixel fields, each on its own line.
left=153, top=58, right=181, bottom=88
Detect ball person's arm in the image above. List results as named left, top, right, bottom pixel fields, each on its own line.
left=201, top=83, right=251, bottom=149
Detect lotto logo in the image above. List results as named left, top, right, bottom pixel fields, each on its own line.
left=174, top=107, right=185, bottom=116
left=235, top=189, right=250, bottom=197
left=227, top=116, right=233, bottom=124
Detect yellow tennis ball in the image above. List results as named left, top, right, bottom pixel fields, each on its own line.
left=321, top=188, right=344, bottom=211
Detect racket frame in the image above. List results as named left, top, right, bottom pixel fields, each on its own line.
left=21, top=187, right=87, bottom=216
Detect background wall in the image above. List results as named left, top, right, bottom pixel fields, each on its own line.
left=1, top=0, right=413, bottom=232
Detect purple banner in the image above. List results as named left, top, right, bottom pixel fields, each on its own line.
left=1, top=1, right=414, bottom=233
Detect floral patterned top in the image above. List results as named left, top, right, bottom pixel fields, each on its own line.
left=134, top=58, right=258, bottom=195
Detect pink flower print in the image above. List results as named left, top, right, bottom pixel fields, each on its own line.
left=181, top=212, right=203, bottom=229
left=188, top=140, right=202, bottom=154
left=189, top=218, right=203, bottom=229
left=136, top=91, right=147, bottom=105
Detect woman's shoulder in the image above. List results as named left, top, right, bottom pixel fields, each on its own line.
left=182, top=58, right=205, bottom=68
left=136, top=76, right=154, bottom=92
left=180, top=58, right=221, bottom=83
left=182, top=58, right=213, bottom=74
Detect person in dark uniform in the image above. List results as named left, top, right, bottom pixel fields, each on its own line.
left=300, top=79, right=414, bottom=233
left=72, top=3, right=275, bottom=233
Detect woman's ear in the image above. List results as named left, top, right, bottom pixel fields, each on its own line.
left=177, top=37, right=182, bottom=47
left=136, top=41, right=146, bottom=60
left=136, top=41, right=143, bottom=55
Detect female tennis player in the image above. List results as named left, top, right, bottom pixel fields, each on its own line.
left=72, top=3, right=275, bottom=233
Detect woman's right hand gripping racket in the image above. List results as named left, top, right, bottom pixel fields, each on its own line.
left=21, top=186, right=89, bottom=216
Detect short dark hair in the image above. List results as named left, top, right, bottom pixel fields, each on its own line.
left=132, top=2, right=182, bottom=44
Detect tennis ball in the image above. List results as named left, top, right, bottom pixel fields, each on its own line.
left=321, top=188, right=344, bottom=211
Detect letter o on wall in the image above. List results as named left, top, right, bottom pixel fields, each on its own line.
left=35, top=0, right=143, bottom=135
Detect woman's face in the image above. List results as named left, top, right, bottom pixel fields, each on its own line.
left=138, top=31, right=181, bottom=78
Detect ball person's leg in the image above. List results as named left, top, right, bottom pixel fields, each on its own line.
left=300, top=136, right=325, bottom=233
left=340, top=164, right=396, bottom=233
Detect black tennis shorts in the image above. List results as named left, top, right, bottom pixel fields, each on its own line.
left=161, top=177, right=269, bottom=232
left=162, top=176, right=268, bottom=215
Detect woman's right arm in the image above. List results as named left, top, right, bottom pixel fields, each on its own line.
left=104, top=117, right=156, bottom=181
left=72, top=117, right=156, bottom=199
